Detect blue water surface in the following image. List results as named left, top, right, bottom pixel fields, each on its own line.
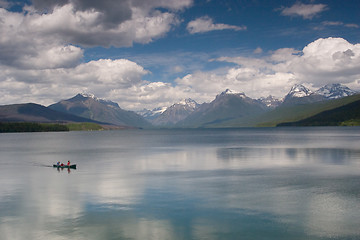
left=0, top=127, right=360, bottom=239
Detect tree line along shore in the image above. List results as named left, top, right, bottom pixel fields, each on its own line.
left=0, top=122, right=105, bottom=133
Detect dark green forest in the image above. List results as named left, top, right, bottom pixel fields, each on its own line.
left=0, top=122, right=69, bottom=133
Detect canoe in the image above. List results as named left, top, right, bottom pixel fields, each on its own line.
left=53, top=164, right=76, bottom=169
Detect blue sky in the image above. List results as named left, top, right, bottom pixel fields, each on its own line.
left=0, top=0, right=359, bottom=110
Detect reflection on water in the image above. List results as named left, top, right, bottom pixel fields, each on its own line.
left=0, top=127, right=360, bottom=240
left=217, top=147, right=360, bottom=166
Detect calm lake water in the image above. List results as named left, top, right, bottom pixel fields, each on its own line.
left=0, top=127, right=360, bottom=240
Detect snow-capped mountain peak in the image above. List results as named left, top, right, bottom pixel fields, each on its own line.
left=145, top=98, right=200, bottom=126
left=137, top=107, right=167, bottom=119
left=78, top=92, right=119, bottom=108
left=315, top=83, right=357, bottom=99
left=220, top=89, right=246, bottom=98
left=80, top=92, right=96, bottom=99
left=258, top=95, right=283, bottom=108
left=223, top=89, right=238, bottom=95
left=177, top=98, right=199, bottom=109
left=154, top=106, right=168, bottom=114
left=286, top=84, right=312, bottom=98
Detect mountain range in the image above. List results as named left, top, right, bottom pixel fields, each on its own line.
left=0, top=83, right=358, bottom=129
left=139, top=83, right=357, bottom=127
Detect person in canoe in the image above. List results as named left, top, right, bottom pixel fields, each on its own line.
left=57, top=161, right=60, bottom=167
left=67, top=161, right=70, bottom=166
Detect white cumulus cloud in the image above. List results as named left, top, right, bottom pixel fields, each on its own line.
left=288, top=37, right=360, bottom=87
left=0, top=59, right=150, bottom=106
left=177, top=37, right=360, bottom=101
left=0, top=0, right=194, bottom=108
left=0, top=0, right=191, bottom=71
left=0, top=8, right=84, bottom=69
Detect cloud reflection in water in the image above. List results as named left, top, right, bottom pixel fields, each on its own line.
left=1, top=129, right=360, bottom=239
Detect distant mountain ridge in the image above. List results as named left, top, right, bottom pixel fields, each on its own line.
left=315, top=83, right=357, bottom=99
left=286, top=84, right=313, bottom=98
left=0, top=103, right=106, bottom=124
left=176, top=89, right=269, bottom=127
left=257, top=95, right=282, bottom=108
left=150, top=98, right=199, bottom=126
left=79, top=92, right=121, bottom=109
left=282, top=84, right=324, bottom=105
left=281, top=83, right=357, bottom=106
left=137, top=107, right=168, bottom=120
left=49, top=93, right=150, bottom=128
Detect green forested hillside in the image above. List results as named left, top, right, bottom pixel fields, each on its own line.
left=277, top=99, right=360, bottom=126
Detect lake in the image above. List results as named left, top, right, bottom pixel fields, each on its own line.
left=0, top=127, right=360, bottom=240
